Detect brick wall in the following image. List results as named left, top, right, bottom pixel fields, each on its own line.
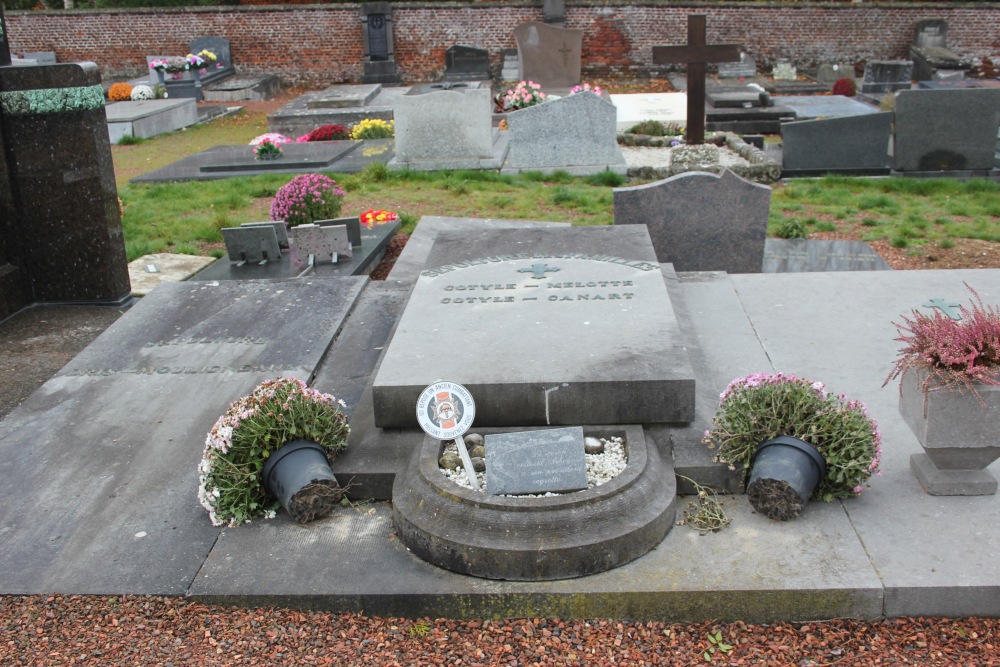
left=5, top=2, right=1000, bottom=86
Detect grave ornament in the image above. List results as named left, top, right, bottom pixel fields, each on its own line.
left=416, top=381, right=479, bottom=489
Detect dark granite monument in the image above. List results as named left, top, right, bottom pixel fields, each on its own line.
left=909, top=19, right=972, bottom=82
left=781, top=112, right=892, bottom=176
left=0, top=61, right=131, bottom=320
left=860, top=60, right=913, bottom=95
left=444, top=45, right=490, bottom=82
left=361, top=2, right=399, bottom=84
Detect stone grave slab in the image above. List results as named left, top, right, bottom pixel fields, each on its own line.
left=105, top=98, right=199, bottom=142
left=485, top=426, right=588, bottom=495
left=306, top=83, right=382, bottom=109
left=127, top=253, right=217, bottom=296
left=893, top=88, right=1000, bottom=172
left=203, top=75, right=281, bottom=102
left=816, top=63, right=854, bottom=84
left=718, top=53, right=756, bottom=79
left=611, top=92, right=687, bottom=131
left=289, top=224, right=352, bottom=264
left=861, top=60, right=913, bottom=95
left=707, top=87, right=769, bottom=109
left=774, top=95, right=879, bottom=120
left=445, top=45, right=490, bottom=81
left=514, top=21, right=583, bottom=89
left=390, top=88, right=500, bottom=170
left=268, top=86, right=408, bottom=139
left=221, top=226, right=282, bottom=263
left=772, top=63, right=797, bottom=81
left=200, top=141, right=357, bottom=174
left=504, top=91, right=626, bottom=175
left=613, top=170, right=771, bottom=273
left=763, top=239, right=891, bottom=272
left=58, top=278, right=366, bottom=376
left=371, top=226, right=695, bottom=428
left=705, top=103, right=796, bottom=134
left=917, top=79, right=1000, bottom=91
left=781, top=112, right=892, bottom=175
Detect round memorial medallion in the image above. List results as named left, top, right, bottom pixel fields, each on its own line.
left=415, top=381, right=475, bottom=440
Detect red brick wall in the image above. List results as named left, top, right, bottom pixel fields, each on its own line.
left=5, top=2, right=1000, bottom=86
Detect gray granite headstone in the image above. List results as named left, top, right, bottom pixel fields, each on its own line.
left=613, top=170, right=770, bottom=274
left=290, top=224, right=352, bottom=264
left=816, top=63, right=854, bottom=85
left=305, top=83, right=382, bottom=109
left=371, top=226, right=695, bottom=428
left=392, top=88, right=494, bottom=168
left=221, top=226, right=282, bottom=263
left=445, top=45, right=490, bottom=81
left=774, top=95, right=878, bottom=120
left=763, top=238, right=891, bottom=272
left=514, top=21, right=583, bottom=89
left=485, top=426, right=588, bottom=495
left=781, top=112, right=892, bottom=173
left=861, top=60, right=913, bottom=94
left=893, top=88, right=1000, bottom=172
left=718, top=53, right=756, bottom=79
left=504, top=91, right=626, bottom=174
left=189, top=35, right=233, bottom=71
left=241, top=221, right=289, bottom=249
left=318, top=216, right=362, bottom=246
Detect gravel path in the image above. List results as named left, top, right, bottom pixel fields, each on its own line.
left=2, top=595, right=998, bottom=666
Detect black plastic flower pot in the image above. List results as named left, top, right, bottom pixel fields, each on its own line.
left=262, top=440, right=342, bottom=524
left=747, top=436, right=827, bottom=521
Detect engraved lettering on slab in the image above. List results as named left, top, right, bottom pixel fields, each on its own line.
left=485, top=426, right=588, bottom=495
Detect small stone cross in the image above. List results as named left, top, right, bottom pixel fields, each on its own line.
left=923, top=297, right=963, bottom=320
left=518, top=263, right=560, bottom=279
left=558, top=42, right=572, bottom=69
left=652, top=14, right=741, bottom=145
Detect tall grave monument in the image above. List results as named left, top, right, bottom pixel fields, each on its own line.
left=361, top=2, right=399, bottom=84
left=653, top=15, right=740, bottom=145
left=0, top=58, right=131, bottom=319
left=514, top=21, right=583, bottom=89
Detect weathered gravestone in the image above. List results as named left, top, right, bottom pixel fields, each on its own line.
left=444, top=45, right=490, bottom=82
left=892, top=88, right=1000, bottom=173
left=390, top=87, right=500, bottom=170
left=289, top=224, right=352, bottom=264
left=772, top=62, right=797, bottom=81
left=653, top=14, right=741, bottom=145
left=0, top=61, right=131, bottom=320
left=718, top=53, right=756, bottom=79
left=241, top=221, right=289, bottom=248
left=190, top=36, right=235, bottom=79
left=613, top=170, right=770, bottom=273
left=361, top=2, right=399, bottom=84
left=371, top=225, right=695, bottom=428
left=909, top=19, right=971, bottom=82
left=221, top=226, right=282, bottom=264
left=504, top=91, right=626, bottom=175
left=513, top=21, right=583, bottom=89
left=105, top=98, right=199, bottom=143
left=781, top=112, right=892, bottom=175
left=816, top=63, right=855, bottom=85
left=485, top=426, right=588, bottom=495
left=861, top=60, right=912, bottom=95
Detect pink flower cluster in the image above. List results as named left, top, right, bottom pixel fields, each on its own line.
left=249, top=133, right=293, bottom=147
left=719, top=371, right=827, bottom=403
left=570, top=82, right=603, bottom=96
left=269, top=173, right=345, bottom=228
left=501, top=81, right=546, bottom=111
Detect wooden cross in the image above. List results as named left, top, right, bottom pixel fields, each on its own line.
left=652, top=15, right=740, bottom=145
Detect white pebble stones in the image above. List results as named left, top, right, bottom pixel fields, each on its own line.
left=440, top=434, right=627, bottom=495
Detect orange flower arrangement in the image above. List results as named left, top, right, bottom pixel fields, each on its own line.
left=360, top=209, right=399, bottom=227
left=108, top=82, right=133, bottom=102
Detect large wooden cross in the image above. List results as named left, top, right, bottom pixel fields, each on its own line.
left=652, top=15, right=740, bottom=145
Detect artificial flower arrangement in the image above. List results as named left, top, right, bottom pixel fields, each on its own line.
left=360, top=209, right=398, bottom=227
left=253, top=139, right=282, bottom=160
left=570, top=82, right=603, bottom=96
left=350, top=118, right=395, bottom=140
left=149, top=50, right=217, bottom=74
left=107, top=82, right=133, bottom=102
left=499, top=80, right=546, bottom=111
left=198, top=377, right=350, bottom=527
left=704, top=372, right=882, bottom=501
left=129, top=84, right=154, bottom=101
left=249, top=132, right=293, bottom=148
left=269, top=173, right=346, bottom=228
left=883, top=283, right=1000, bottom=407
left=297, top=124, right=351, bottom=143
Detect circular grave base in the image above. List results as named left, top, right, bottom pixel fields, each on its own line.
left=392, top=425, right=675, bottom=581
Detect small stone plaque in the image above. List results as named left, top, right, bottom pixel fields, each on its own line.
left=241, top=221, right=289, bottom=249
left=485, top=426, right=587, bottom=495
left=221, top=226, right=281, bottom=263
left=318, top=217, right=363, bottom=247
left=290, top=224, right=352, bottom=264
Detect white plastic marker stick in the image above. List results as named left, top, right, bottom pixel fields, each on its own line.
left=415, top=381, right=479, bottom=490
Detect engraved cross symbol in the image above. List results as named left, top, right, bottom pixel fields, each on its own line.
left=923, top=297, right=963, bottom=320
left=518, top=263, right=560, bottom=279
left=559, top=41, right=572, bottom=68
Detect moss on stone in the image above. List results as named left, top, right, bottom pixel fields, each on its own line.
left=0, top=85, right=105, bottom=116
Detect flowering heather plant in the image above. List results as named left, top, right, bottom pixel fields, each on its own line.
left=360, top=209, right=398, bottom=227
left=198, top=377, right=350, bottom=527
left=269, top=173, right=346, bottom=228
left=884, top=284, right=1000, bottom=406
left=306, top=124, right=350, bottom=142
left=500, top=80, right=546, bottom=111
left=107, top=82, right=133, bottom=102
left=704, top=372, right=882, bottom=500
left=249, top=132, right=293, bottom=147
left=130, top=84, right=154, bottom=101
left=350, top=118, right=394, bottom=140
left=570, top=82, right=603, bottom=96
left=253, top=139, right=282, bottom=159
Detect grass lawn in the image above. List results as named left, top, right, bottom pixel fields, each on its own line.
left=112, top=106, right=1000, bottom=268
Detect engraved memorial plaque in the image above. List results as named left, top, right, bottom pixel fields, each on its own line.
left=486, top=426, right=588, bottom=495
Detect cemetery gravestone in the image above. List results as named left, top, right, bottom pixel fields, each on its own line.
left=816, top=63, right=855, bottom=85
left=543, top=0, right=566, bottom=25
left=503, top=91, right=626, bottom=175
left=362, top=2, right=399, bottom=84
left=0, top=61, right=131, bottom=319
left=772, top=62, right=797, bottom=81
left=241, top=221, right=289, bottom=249
left=221, top=226, right=282, bottom=264
left=781, top=112, right=892, bottom=175
left=861, top=60, right=913, bottom=94
left=652, top=14, right=741, bottom=145
left=909, top=19, right=971, bottom=81
left=513, top=21, right=583, bottom=89
left=290, top=224, right=351, bottom=264
left=486, top=427, right=588, bottom=495
left=391, top=88, right=499, bottom=170
left=613, top=170, right=771, bottom=273
left=444, top=45, right=490, bottom=82
left=318, top=216, right=362, bottom=247
left=892, top=88, right=1000, bottom=173
left=763, top=238, right=891, bottom=273
left=718, top=53, right=756, bottom=79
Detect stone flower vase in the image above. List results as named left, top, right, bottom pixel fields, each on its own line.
left=746, top=436, right=827, bottom=521
left=899, top=367, right=1000, bottom=495
left=262, top=440, right=342, bottom=523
